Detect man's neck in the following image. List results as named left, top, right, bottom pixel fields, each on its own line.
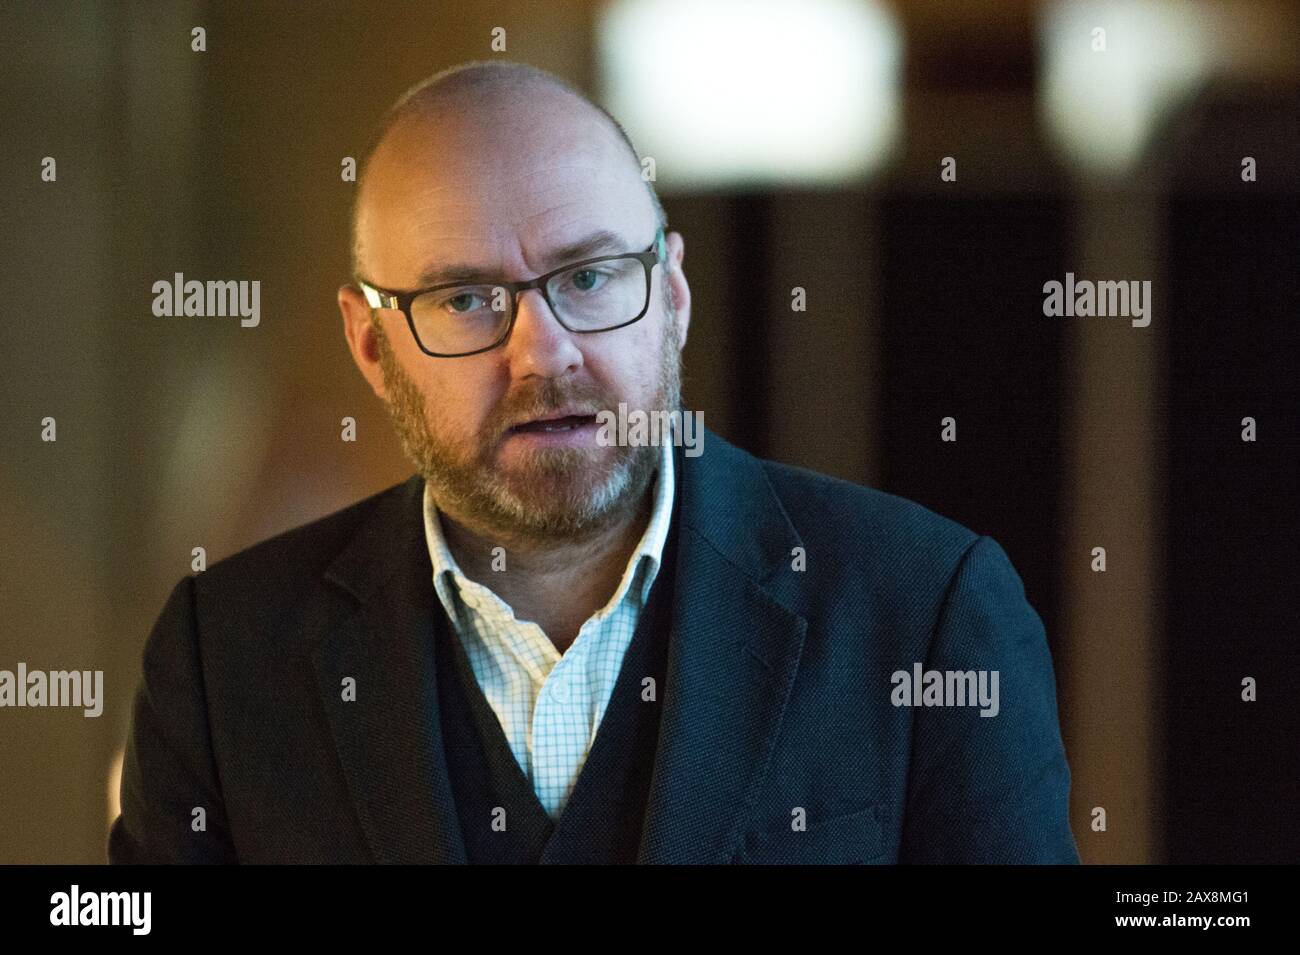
left=437, top=491, right=654, bottom=654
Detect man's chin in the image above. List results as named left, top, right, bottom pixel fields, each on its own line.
left=493, top=451, right=623, bottom=505
left=480, top=444, right=648, bottom=536
left=495, top=439, right=603, bottom=470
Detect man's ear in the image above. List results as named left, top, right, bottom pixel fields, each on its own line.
left=664, top=231, right=690, bottom=349
left=338, top=283, right=387, bottom=400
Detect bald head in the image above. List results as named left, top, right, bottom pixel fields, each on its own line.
left=350, top=60, right=665, bottom=281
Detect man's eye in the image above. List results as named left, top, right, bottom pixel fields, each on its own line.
left=442, top=291, right=487, bottom=313
left=567, top=268, right=608, bottom=292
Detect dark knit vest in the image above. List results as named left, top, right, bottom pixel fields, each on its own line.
left=434, top=508, right=679, bottom=864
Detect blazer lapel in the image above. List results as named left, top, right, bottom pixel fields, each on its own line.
left=313, top=474, right=467, bottom=863
left=638, top=432, right=808, bottom=863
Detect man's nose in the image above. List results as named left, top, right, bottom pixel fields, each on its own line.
left=503, top=287, right=584, bottom=379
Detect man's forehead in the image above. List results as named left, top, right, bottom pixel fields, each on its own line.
left=365, top=184, right=649, bottom=285
left=410, top=227, right=646, bottom=288
left=361, top=149, right=651, bottom=285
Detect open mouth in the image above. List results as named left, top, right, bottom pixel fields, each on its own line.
left=509, top=413, right=599, bottom=434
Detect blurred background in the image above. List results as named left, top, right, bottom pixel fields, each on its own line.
left=1, top=0, right=1296, bottom=864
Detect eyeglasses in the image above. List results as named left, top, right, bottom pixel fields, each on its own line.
left=355, top=227, right=667, bottom=357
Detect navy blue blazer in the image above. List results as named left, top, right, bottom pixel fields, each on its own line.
left=109, top=427, right=1080, bottom=864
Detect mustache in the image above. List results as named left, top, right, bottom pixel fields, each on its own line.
left=484, top=378, right=616, bottom=439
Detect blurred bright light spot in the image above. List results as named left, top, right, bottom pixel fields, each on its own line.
left=1039, top=0, right=1217, bottom=176
left=108, top=746, right=123, bottom=827
left=598, top=0, right=903, bottom=187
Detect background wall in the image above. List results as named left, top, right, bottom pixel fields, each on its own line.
left=1, top=0, right=1295, bottom=864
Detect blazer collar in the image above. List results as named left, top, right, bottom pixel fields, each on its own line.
left=314, top=426, right=807, bottom=863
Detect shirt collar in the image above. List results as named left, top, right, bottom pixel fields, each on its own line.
left=422, top=436, right=676, bottom=625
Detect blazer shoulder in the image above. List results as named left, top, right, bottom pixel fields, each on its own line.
left=756, top=457, right=984, bottom=599
left=195, top=475, right=415, bottom=598
left=760, top=458, right=979, bottom=554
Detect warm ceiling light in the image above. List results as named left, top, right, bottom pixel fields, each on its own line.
left=1038, top=0, right=1217, bottom=176
left=598, top=0, right=904, bottom=188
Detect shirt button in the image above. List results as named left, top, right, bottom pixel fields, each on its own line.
left=548, top=681, right=569, bottom=703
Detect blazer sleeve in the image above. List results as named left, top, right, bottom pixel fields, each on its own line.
left=108, top=575, right=239, bottom=863
left=898, top=535, right=1081, bottom=863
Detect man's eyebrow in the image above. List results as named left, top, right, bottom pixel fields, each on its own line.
left=415, top=229, right=631, bottom=287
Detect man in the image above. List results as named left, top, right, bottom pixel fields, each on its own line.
left=110, top=60, right=1080, bottom=864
